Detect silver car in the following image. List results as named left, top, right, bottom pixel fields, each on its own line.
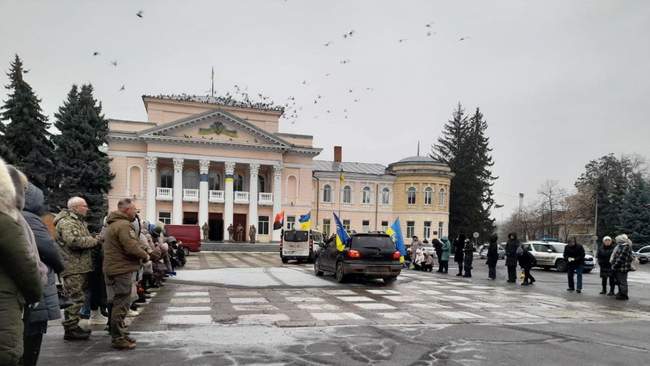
left=634, top=245, right=650, bottom=264
left=522, top=241, right=594, bottom=273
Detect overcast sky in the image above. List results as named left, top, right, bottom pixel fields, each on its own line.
left=2, top=0, right=649, bottom=219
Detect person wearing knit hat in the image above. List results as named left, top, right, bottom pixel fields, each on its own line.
left=596, top=236, right=616, bottom=296
left=611, top=234, right=634, bottom=300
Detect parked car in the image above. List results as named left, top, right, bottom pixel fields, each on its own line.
left=634, top=245, right=650, bottom=264
left=521, top=241, right=594, bottom=273
left=165, top=224, right=201, bottom=254
left=478, top=244, right=505, bottom=260
left=314, top=233, right=402, bottom=284
left=280, top=230, right=323, bottom=263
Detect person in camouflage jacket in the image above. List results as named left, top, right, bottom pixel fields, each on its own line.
left=611, top=234, right=634, bottom=300
left=53, top=197, right=98, bottom=340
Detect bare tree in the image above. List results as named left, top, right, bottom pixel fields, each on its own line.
left=537, top=180, right=567, bottom=238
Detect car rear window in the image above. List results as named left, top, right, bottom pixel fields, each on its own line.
left=350, top=235, right=395, bottom=250
left=284, top=231, right=308, bottom=242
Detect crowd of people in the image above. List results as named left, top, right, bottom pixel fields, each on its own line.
left=0, top=157, right=187, bottom=365
left=404, top=229, right=636, bottom=300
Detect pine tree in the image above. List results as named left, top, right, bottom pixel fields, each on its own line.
left=617, top=174, right=650, bottom=245
left=52, top=84, right=113, bottom=231
left=1, top=55, right=55, bottom=192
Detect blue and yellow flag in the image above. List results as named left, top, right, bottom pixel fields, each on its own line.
left=298, top=212, right=311, bottom=230
left=332, top=212, right=350, bottom=252
left=385, top=218, right=406, bottom=263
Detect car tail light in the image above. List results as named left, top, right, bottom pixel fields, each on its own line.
left=347, top=249, right=361, bottom=259
left=392, top=251, right=401, bottom=260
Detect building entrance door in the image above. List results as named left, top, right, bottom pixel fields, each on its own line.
left=183, top=212, right=198, bottom=225
left=208, top=213, right=223, bottom=242
left=233, top=213, right=247, bottom=242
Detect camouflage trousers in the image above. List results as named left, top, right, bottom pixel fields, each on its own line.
left=62, top=273, right=89, bottom=330
left=106, top=272, right=136, bottom=339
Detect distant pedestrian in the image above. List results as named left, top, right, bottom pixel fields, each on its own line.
left=564, top=237, right=585, bottom=293
left=227, top=224, right=234, bottom=242
left=462, top=239, right=474, bottom=278
left=411, top=236, right=423, bottom=255
left=236, top=223, right=244, bottom=242
left=439, top=236, right=450, bottom=273
left=454, top=234, right=466, bottom=276
left=596, top=236, right=616, bottom=296
left=505, top=233, right=520, bottom=283
left=249, top=225, right=256, bottom=243
left=518, top=245, right=536, bottom=286
left=486, top=234, right=499, bottom=280
left=431, top=231, right=444, bottom=272
left=611, top=234, right=634, bottom=300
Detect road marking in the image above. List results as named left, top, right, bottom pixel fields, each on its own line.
left=366, top=289, right=401, bottom=295
left=297, top=304, right=340, bottom=311
left=166, top=306, right=212, bottom=312
left=286, top=297, right=324, bottom=303
left=170, top=298, right=211, bottom=304
left=323, top=289, right=358, bottom=296
left=410, top=303, right=450, bottom=309
left=436, top=311, right=484, bottom=319
left=174, top=291, right=210, bottom=297
left=237, top=313, right=290, bottom=324
left=383, top=295, right=421, bottom=303
left=440, top=295, right=471, bottom=301
left=233, top=304, right=279, bottom=311
left=378, top=312, right=414, bottom=319
left=310, top=312, right=365, bottom=321
left=161, top=314, right=213, bottom=325
left=459, top=302, right=502, bottom=309
left=354, top=303, right=397, bottom=310
left=229, top=297, right=269, bottom=304
left=418, top=290, right=443, bottom=295
left=336, top=296, right=375, bottom=302
left=451, top=289, right=488, bottom=295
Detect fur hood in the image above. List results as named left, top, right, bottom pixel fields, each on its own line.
left=0, top=157, right=18, bottom=220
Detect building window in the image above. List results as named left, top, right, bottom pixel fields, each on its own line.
left=406, top=221, right=415, bottom=238
left=439, top=188, right=446, bottom=206
left=343, top=219, right=351, bottom=231
left=323, top=184, right=332, bottom=203
left=286, top=216, right=296, bottom=230
left=362, top=187, right=371, bottom=204
left=343, top=185, right=352, bottom=203
left=438, top=222, right=444, bottom=237
left=362, top=220, right=370, bottom=233
left=381, top=221, right=389, bottom=232
left=234, top=174, right=244, bottom=191
left=158, top=212, right=171, bottom=225
left=258, top=175, right=266, bottom=192
left=424, top=187, right=433, bottom=205
left=258, top=216, right=269, bottom=235
left=208, top=172, right=221, bottom=190
left=407, top=187, right=416, bottom=205
left=322, top=219, right=331, bottom=237
left=381, top=187, right=390, bottom=204
left=160, top=168, right=173, bottom=188
left=424, top=221, right=431, bottom=240
left=183, top=169, right=199, bottom=189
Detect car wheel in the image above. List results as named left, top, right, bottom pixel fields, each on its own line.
left=383, top=276, right=397, bottom=285
left=555, top=259, right=567, bottom=272
left=314, top=258, right=324, bottom=276
left=281, top=256, right=288, bottom=264
left=335, top=261, right=347, bottom=283
left=640, top=258, right=648, bottom=264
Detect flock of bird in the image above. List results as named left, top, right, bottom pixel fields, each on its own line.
left=90, top=9, right=471, bottom=127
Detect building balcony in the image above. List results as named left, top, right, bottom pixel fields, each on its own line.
left=209, top=190, right=225, bottom=203
left=234, top=191, right=249, bottom=204
left=156, top=187, right=173, bottom=201
left=258, top=192, right=273, bottom=206
left=183, top=188, right=199, bottom=202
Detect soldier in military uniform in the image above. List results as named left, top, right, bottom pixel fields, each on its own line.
left=54, top=197, right=98, bottom=340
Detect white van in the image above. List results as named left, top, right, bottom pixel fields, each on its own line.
left=280, top=230, right=323, bottom=263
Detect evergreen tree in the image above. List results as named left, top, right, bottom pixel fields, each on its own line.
left=617, top=174, right=650, bottom=245
left=1, top=55, right=55, bottom=192
left=431, top=104, right=497, bottom=241
left=52, top=84, right=113, bottom=232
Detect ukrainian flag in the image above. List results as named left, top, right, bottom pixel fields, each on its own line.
left=385, top=218, right=406, bottom=263
left=298, top=212, right=311, bottom=230
left=332, top=212, right=350, bottom=252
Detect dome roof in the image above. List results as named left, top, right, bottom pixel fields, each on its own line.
left=396, top=155, right=436, bottom=163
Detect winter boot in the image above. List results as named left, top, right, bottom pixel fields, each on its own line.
left=89, top=310, right=109, bottom=325
left=111, top=337, right=136, bottom=350
left=64, top=326, right=91, bottom=341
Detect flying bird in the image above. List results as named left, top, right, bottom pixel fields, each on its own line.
left=92, top=51, right=100, bottom=56
left=325, top=73, right=331, bottom=77
left=398, top=39, right=408, bottom=43
left=342, top=30, right=355, bottom=38
left=324, top=41, right=332, bottom=47
left=110, top=60, right=118, bottom=67
left=459, top=36, right=471, bottom=41
left=340, top=59, right=350, bottom=64
left=425, top=22, right=434, bottom=28
left=136, top=10, right=144, bottom=18
left=119, top=85, right=125, bottom=91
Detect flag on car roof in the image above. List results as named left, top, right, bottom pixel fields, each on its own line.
left=332, top=212, right=350, bottom=252
left=385, top=218, right=406, bottom=263
left=273, top=210, right=284, bottom=230
left=298, top=212, right=311, bottom=230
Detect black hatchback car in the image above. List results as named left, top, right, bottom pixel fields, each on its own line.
left=314, top=233, right=402, bottom=283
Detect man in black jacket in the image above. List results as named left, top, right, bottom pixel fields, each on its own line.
left=564, top=238, right=585, bottom=293
left=505, top=233, right=520, bottom=283
left=486, top=234, right=499, bottom=280
left=431, top=231, right=444, bottom=273
left=454, top=234, right=466, bottom=276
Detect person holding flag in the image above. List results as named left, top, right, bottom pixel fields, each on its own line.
left=385, top=218, right=407, bottom=265
left=298, top=212, right=311, bottom=230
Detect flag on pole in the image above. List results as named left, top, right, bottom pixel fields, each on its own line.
left=273, top=210, right=285, bottom=230
left=385, top=218, right=406, bottom=263
left=332, top=212, right=350, bottom=252
left=298, top=212, right=311, bottom=230
left=339, top=169, right=345, bottom=184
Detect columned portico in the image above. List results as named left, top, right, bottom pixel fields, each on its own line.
left=272, top=164, right=283, bottom=241
left=198, top=159, right=210, bottom=238
left=172, top=158, right=184, bottom=224
left=248, top=163, right=260, bottom=234
left=145, top=156, right=158, bottom=223
left=224, top=161, right=236, bottom=241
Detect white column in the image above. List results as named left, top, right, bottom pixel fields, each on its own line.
left=272, top=164, right=283, bottom=242
left=172, top=158, right=184, bottom=225
left=248, top=163, right=260, bottom=239
left=198, top=159, right=210, bottom=239
left=145, top=156, right=157, bottom=224
left=224, top=161, right=236, bottom=241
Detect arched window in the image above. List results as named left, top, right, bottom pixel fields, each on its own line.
left=381, top=187, right=390, bottom=205
left=160, top=168, right=173, bottom=188
left=234, top=174, right=244, bottom=191
left=258, top=175, right=266, bottom=193
left=424, top=187, right=433, bottom=205
left=407, top=187, right=416, bottom=205
left=439, top=188, right=446, bottom=206
left=183, top=169, right=199, bottom=189
left=343, top=185, right=352, bottom=203
left=208, top=172, right=221, bottom=191
left=323, top=184, right=332, bottom=203
left=362, top=186, right=371, bottom=204
left=287, top=176, right=298, bottom=200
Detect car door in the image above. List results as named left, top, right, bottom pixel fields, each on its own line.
left=320, top=237, right=337, bottom=271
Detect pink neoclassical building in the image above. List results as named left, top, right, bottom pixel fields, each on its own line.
left=107, top=95, right=452, bottom=243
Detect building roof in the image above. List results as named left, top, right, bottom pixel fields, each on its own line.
left=142, top=94, right=285, bottom=113
left=397, top=155, right=438, bottom=163
left=313, top=160, right=387, bottom=175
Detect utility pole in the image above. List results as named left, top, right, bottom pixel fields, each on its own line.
left=211, top=67, right=215, bottom=97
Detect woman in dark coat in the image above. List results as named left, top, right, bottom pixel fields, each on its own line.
left=454, top=234, right=466, bottom=276
left=462, top=239, right=474, bottom=278
left=486, top=234, right=499, bottom=280
left=597, top=236, right=616, bottom=295
left=518, top=246, right=536, bottom=285
left=21, top=183, right=64, bottom=366
left=505, top=233, right=520, bottom=283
